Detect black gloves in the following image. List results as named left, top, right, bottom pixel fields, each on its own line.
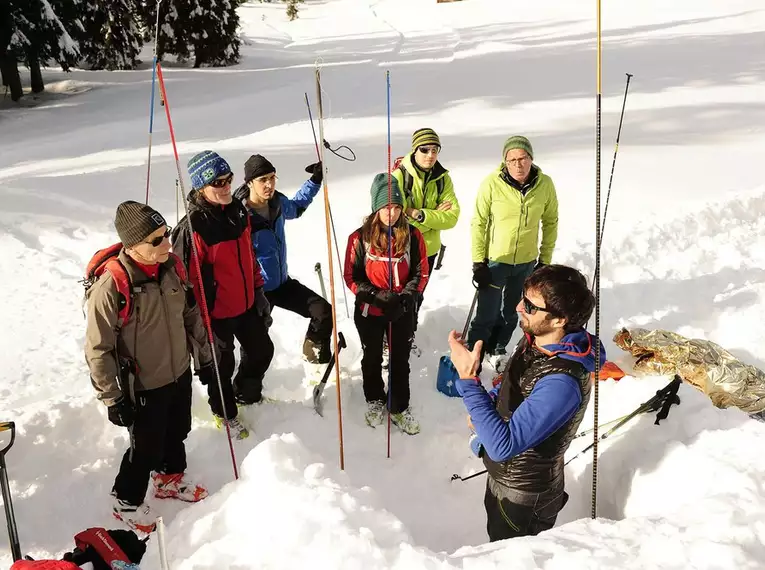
left=472, top=259, right=492, bottom=289
left=107, top=398, right=135, bottom=428
left=254, top=288, right=273, bottom=328
left=305, top=161, right=323, bottom=185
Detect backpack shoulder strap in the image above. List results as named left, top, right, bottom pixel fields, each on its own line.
left=436, top=176, right=445, bottom=200
left=169, top=252, right=188, bottom=283
left=397, top=165, right=414, bottom=202
left=103, top=258, right=132, bottom=330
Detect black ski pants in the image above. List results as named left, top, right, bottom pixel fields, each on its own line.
left=265, top=277, right=332, bottom=364
left=211, top=303, right=274, bottom=418
left=355, top=306, right=415, bottom=414
left=112, top=368, right=192, bottom=506
left=484, top=478, right=569, bottom=541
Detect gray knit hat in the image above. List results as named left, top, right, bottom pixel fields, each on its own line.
left=114, top=201, right=167, bottom=248
left=502, top=135, right=534, bottom=160
left=370, top=173, right=404, bottom=213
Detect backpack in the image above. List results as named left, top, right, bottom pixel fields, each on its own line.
left=392, top=156, right=446, bottom=205
left=82, top=243, right=187, bottom=331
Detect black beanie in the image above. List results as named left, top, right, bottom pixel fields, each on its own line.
left=244, top=154, right=276, bottom=183
left=114, top=201, right=167, bottom=248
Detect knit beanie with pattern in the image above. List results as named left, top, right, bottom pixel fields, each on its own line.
left=114, top=201, right=167, bottom=248
left=187, top=150, right=232, bottom=191
left=411, top=128, right=441, bottom=152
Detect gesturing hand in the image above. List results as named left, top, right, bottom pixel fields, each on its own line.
left=447, top=330, right=483, bottom=380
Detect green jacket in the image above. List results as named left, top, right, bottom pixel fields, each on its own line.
left=471, top=164, right=558, bottom=265
left=392, top=153, right=460, bottom=257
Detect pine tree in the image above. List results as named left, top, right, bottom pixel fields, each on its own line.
left=157, top=0, right=241, bottom=68
left=285, top=0, right=304, bottom=21
left=2, top=0, right=80, bottom=99
left=78, top=0, right=142, bottom=70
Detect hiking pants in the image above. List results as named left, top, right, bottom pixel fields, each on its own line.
left=354, top=306, right=415, bottom=414
left=210, top=303, right=274, bottom=418
left=265, top=277, right=332, bottom=364
left=484, top=477, right=569, bottom=541
left=112, top=368, right=192, bottom=506
left=467, top=260, right=535, bottom=356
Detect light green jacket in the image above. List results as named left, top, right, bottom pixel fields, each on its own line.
left=471, top=164, right=558, bottom=265
left=392, top=154, right=460, bottom=257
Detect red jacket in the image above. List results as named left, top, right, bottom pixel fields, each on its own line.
left=343, top=225, right=429, bottom=317
left=172, top=193, right=264, bottom=320
left=11, top=562, right=79, bottom=570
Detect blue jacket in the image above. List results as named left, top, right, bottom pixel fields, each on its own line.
left=235, top=180, right=321, bottom=292
left=457, top=330, right=606, bottom=463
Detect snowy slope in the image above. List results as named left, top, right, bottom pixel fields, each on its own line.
left=1, top=0, right=765, bottom=567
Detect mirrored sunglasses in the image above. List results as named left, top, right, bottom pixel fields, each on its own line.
left=417, top=146, right=440, bottom=155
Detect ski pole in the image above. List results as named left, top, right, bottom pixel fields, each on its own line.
left=156, top=63, right=239, bottom=481
left=0, top=421, right=22, bottom=562
left=565, top=375, right=681, bottom=467
left=144, top=0, right=163, bottom=204
left=599, top=73, right=632, bottom=249
left=315, top=64, right=346, bottom=471
left=156, top=516, right=170, bottom=570
left=304, top=92, right=350, bottom=319
left=385, top=69, right=393, bottom=459
left=450, top=413, right=634, bottom=483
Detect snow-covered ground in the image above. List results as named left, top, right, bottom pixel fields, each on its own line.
left=1, top=0, right=765, bottom=567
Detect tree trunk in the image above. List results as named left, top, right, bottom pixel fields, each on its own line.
left=29, top=57, right=44, bottom=93
left=0, top=55, right=23, bottom=101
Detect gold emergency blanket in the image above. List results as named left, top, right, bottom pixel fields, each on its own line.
left=614, top=327, right=765, bottom=414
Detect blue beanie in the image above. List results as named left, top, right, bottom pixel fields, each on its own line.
left=187, top=150, right=232, bottom=191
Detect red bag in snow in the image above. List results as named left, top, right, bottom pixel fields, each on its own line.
left=10, top=562, right=79, bottom=570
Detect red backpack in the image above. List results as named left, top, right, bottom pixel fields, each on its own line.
left=82, top=243, right=187, bottom=330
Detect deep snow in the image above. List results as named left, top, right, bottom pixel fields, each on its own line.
left=1, top=0, right=765, bottom=568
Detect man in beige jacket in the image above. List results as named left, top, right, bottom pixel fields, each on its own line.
left=85, top=201, right=213, bottom=534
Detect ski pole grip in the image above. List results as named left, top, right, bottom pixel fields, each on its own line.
left=0, top=421, right=15, bottom=455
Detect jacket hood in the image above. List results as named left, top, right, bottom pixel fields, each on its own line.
left=402, top=153, right=448, bottom=180
left=538, top=329, right=606, bottom=373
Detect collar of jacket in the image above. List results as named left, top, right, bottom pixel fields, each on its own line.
left=500, top=164, right=540, bottom=193
left=118, top=249, right=176, bottom=286
left=246, top=192, right=283, bottom=229
left=403, top=152, right=448, bottom=181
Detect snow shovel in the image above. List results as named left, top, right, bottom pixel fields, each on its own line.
left=436, top=289, right=479, bottom=398
left=313, top=332, right=347, bottom=417
left=0, top=421, right=22, bottom=562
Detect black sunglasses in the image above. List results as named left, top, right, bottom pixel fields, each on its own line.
left=522, top=295, right=556, bottom=316
left=210, top=173, right=233, bottom=188
left=417, top=146, right=440, bottom=155
left=145, top=228, right=171, bottom=247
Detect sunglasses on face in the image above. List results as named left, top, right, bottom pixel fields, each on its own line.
left=145, top=228, right=171, bottom=247
left=522, top=295, right=555, bottom=316
left=209, top=173, right=234, bottom=188
left=417, top=146, right=439, bottom=155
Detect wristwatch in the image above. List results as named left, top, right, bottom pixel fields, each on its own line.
left=415, top=210, right=425, bottom=223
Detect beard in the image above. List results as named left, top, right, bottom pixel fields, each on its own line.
left=519, top=315, right=556, bottom=337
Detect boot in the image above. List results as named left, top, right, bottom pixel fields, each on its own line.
left=365, top=401, right=385, bottom=428
left=153, top=472, right=208, bottom=502
left=213, top=414, right=250, bottom=440
left=112, top=497, right=156, bottom=534
left=390, top=407, right=420, bottom=435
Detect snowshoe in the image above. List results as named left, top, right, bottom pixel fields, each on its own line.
left=153, top=472, right=208, bottom=503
